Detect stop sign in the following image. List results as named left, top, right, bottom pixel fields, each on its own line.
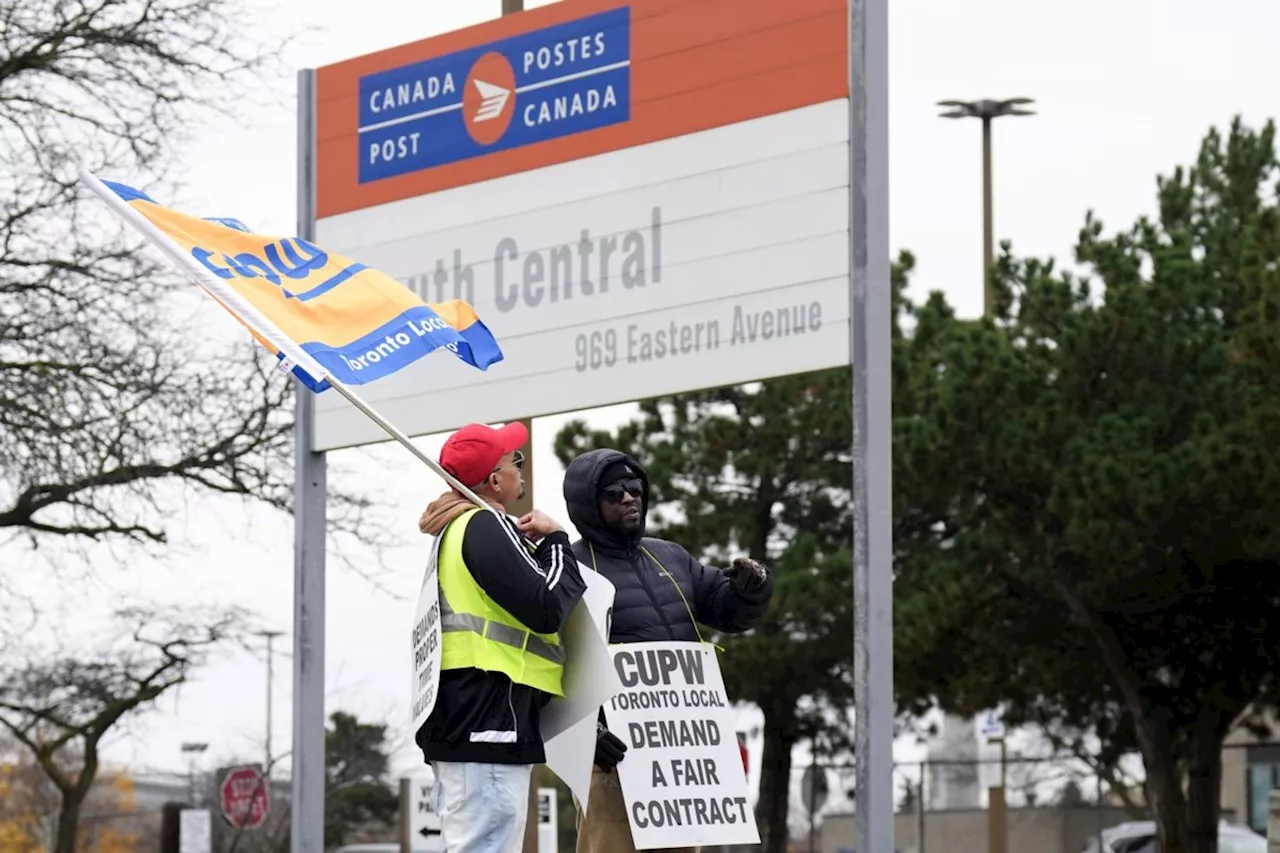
left=219, top=766, right=269, bottom=829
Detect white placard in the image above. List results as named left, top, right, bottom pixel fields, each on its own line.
left=179, top=809, right=211, bottom=853
left=978, top=708, right=1004, bottom=740
left=542, top=568, right=622, bottom=813
left=410, top=536, right=443, bottom=735
left=408, top=770, right=443, bottom=852
left=602, top=641, right=759, bottom=850
left=976, top=709, right=1006, bottom=791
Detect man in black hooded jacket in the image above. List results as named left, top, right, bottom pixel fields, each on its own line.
left=562, top=448, right=773, bottom=853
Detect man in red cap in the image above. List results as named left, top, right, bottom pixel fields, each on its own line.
left=416, top=421, right=586, bottom=853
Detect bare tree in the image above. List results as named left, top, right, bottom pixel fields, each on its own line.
left=0, top=605, right=248, bottom=853
left=0, top=0, right=393, bottom=598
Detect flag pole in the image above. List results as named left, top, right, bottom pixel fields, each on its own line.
left=323, top=378, right=496, bottom=510
left=79, top=169, right=499, bottom=513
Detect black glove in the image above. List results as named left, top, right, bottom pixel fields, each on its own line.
left=594, top=721, right=627, bottom=773
left=725, top=556, right=769, bottom=595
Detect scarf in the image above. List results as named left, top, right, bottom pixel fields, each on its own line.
left=418, top=490, right=505, bottom=536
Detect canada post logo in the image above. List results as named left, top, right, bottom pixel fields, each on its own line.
left=358, top=7, right=631, bottom=184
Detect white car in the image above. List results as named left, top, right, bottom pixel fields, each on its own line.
left=1081, top=820, right=1266, bottom=853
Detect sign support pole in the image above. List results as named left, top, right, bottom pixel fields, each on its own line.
left=848, top=0, right=893, bottom=850
left=291, top=66, right=328, bottom=853
left=399, top=778, right=412, bottom=853
left=493, top=15, right=547, bottom=853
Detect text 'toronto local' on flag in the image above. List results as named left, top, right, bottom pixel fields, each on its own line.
left=83, top=174, right=503, bottom=393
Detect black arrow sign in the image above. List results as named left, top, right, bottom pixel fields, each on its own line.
left=419, top=826, right=441, bottom=837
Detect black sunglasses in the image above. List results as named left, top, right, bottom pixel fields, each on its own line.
left=600, top=478, right=644, bottom=504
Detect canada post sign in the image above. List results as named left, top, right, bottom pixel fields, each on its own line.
left=357, top=7, right=631, bottom=183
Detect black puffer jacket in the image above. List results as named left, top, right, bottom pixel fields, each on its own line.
left=563, top=448, right=773, bottom=642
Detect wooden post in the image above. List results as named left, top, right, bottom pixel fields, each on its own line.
left=917, top=763, right=926, bottom=853
left=987, top=786, right=1006, bottom=853
left=987, top=739, right=1007, bottom=853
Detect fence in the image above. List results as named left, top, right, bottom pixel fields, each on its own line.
left=78, top=809, right=163, bottom=852
left=32, top=747, right=1273, bottom=853
left=785, top=753, right=1139, bottom=853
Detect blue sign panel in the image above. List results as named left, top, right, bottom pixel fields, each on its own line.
left=357, top=7, right=631, bottom=184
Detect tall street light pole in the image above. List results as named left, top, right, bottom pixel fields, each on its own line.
left=257, top=629, right=285, bottom=778
left=180, top=741, right=209, bottom=804
left=938, top=96, right=1034, bottom=853
left=937, top=97, right=1035, bottom=316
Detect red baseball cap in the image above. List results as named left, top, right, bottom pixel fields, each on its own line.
left=439, top=421, right=528, bottom=487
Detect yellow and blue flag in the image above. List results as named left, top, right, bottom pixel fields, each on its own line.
left=93, top=178, right=502, bottom=393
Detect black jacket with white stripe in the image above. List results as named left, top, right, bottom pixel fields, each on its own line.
left=414, top=510, right=586, bottom=765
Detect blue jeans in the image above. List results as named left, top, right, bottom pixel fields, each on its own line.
left=432, top=761, right=534, bottom=853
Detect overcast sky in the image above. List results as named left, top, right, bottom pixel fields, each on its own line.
left=13, top=0, right=1279, bottom=815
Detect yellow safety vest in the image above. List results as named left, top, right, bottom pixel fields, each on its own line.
left=437, top=508, right=567, bottom=696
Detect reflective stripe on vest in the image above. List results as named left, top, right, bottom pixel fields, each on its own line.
left=436, top=507, right=566, bottom=696
left=438, top=589, right=566, bottom=665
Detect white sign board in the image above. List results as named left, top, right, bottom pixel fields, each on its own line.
left=537, top=787, right=558, bottom=853
left=978, top=709, right=1005, bottom=740
left=410, top=536, right=443, bottom=735
left=542, top=569, right=622, bottom=812
left=178, top=808, right=211, bottom=853
left=311, top=100, right=850, bottom=451
left=602, top=641, right=759, bottom=850
left=409, top=770, right=443, bottom=852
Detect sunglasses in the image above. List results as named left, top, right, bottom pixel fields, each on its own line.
left=600, top=478, right=644, bottom=504
left=491, top=450, right=525, bottom=475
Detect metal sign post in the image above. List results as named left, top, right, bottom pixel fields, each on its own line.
left=848, top=0, right=893, bottom=850
left=291, top=67, right=327, bottom=853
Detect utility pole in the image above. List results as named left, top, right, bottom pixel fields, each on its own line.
left=180, top=742, right=209, bottom=804
left=937, top=97, right=1035, bottom=315
left=257, top=629, right=285, bottom=777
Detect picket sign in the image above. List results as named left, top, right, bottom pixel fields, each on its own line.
left=410, top=536, right=445, bottom=735
left=603, top=641, right=760, bottom=850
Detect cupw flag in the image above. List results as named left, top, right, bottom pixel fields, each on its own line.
left=82, top=172, right=503, bottom=393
